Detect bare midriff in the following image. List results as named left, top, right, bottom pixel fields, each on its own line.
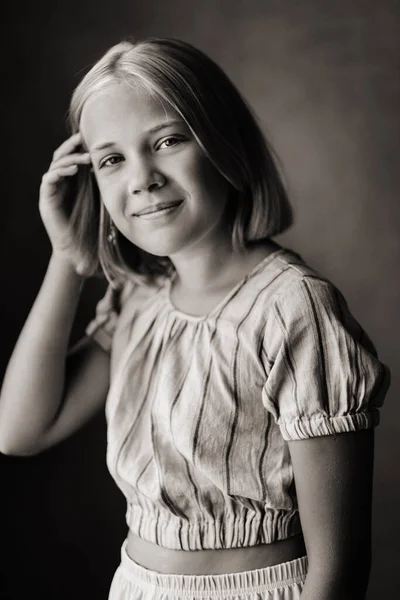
left=126, top=530, right=307, bottom=575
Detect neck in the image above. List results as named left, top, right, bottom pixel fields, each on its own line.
left=168, top=237, right=235, bottom=292
left=168, top=238, right=278, bottom=293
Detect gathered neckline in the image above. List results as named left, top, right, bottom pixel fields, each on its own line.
left=163, top=247, right=287, bottom=322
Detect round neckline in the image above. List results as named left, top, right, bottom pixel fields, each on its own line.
left=163, top=246, right=286, bottom=322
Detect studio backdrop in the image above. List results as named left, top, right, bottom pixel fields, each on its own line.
left=1, top=1, right=399, bottom=599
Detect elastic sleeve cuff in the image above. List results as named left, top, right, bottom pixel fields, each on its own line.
left=279, top=410, right=380, bottom=441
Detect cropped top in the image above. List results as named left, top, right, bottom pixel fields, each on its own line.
left=85, top=247, right=390, bottom=551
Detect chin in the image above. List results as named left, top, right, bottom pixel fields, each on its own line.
left=130, top=232, right=192, bottom=259
left=130, top=240, right=180, bottom=259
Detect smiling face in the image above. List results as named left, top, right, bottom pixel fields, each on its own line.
left=80, top=81, right=232, bottom=259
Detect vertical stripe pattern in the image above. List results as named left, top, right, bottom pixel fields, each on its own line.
left=86, top=247, right=390, bottom=551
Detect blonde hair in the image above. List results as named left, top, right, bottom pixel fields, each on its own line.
left=68, top=37, right=293, bottom=286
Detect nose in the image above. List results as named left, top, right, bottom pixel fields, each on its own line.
left=127, top=157, right=166, bottom=195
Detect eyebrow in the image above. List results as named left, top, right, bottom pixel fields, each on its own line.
left=90, top=119, right=185, bottom=153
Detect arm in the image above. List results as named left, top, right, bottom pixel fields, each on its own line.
left=262, top=277, right=389, bottom=598
left=0, top=254, right=110, bottom=455
left=0, top=132, right=110, bottom=456
left=288, top=429, right=374, bottom=600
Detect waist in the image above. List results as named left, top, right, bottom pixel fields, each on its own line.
left=125, top=503, right=302, bottom=551
left=126, top=530, right=307, bottom=575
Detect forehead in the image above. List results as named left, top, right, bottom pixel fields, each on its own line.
left=80, top=81, right=180, bottom=148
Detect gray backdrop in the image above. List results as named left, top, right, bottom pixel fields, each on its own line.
left=1, top=1, right=399, bottom=598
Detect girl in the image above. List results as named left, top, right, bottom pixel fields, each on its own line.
left=0, top=38, right=390, bottom=600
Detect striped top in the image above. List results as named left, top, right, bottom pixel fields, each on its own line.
left=86, top=246, right=390, bottom=551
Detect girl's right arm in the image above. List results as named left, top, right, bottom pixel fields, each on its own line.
left=0, top=133, right=110, bottom=456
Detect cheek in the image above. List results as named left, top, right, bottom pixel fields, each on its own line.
left=177, top=151, right=219, bottom=195
left=195, top=158, right=229, bottom=199
left=178, top=146, right=221, bottom=187
left=96, top=178, right=122, bottom=216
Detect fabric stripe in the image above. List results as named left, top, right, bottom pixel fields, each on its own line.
left=84, top=248, right=389, bottom=550
left=303, top=278, right=330, bottom=414
left=152, top=415, right=188, bottom=521
left=257, top=412, right=272, bottom=500
left=274, top=304, right=300, bottom=417
left=168, top=343, right=205, bottom=515
left=115, top=344, right=162, bottom=482
left=191, top=311, right=223, bottom=464
left=224, top=334, right=240, bottom=496
left=224, top=272, right=290, bottom=495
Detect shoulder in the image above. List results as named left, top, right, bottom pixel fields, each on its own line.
left=256, top=246, right=341, bottom=314
left=86, top=273, right=165, bottom=352
left=258, top=248, right=376, bottom=354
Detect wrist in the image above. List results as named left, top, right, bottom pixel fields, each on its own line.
left=49, top=252, right=87, bottom=287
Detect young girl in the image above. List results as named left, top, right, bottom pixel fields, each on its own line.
left=0, top=38, right=390, bottom=600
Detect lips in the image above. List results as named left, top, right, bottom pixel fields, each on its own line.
left=134, top=200, right=183, bottom=216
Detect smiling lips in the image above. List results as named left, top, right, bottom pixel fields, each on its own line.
left=134, top=200, right=183, bottom=216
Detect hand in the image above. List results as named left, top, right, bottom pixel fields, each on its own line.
left=39, top=132, right=92, bottom=272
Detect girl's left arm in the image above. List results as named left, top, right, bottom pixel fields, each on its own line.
left=288, top=428, right=374, bottom=600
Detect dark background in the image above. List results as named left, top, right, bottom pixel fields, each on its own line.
left=1, top=1, right=399, bottom=598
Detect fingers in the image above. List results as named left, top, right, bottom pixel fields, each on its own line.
left=51, top=132, right=83, bottom=163
left=49, top=152, right=91, bottom=171
left=40, top=166, right=82, bottom=197
left=48, top=132, right=92, bottom=174
left=41, top=165, right=79, bottom=186
left=40, top=132, right=92, bottom=201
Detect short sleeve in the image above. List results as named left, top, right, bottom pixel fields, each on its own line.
left=262, top=277, right=391, bottom=441
left=85, top=284, right=124, bottom=352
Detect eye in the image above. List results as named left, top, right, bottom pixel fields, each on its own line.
left=156, top=136, right=184, bottom=150
left=99, top=155, right=124, bottom=169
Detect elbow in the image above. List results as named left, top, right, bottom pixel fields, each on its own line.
left=0, top=447, right=38, bottom=457
left=0, top=423, right=57, bottom=457
left=0, top=404, right=49, bottom=457
left=0, top=438, right=43, bottom=457
left=0, top=426, right=45, bottom=457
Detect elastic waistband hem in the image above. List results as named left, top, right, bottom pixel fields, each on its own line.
left=118, top=539, right=308, bottom=596
left=125, top=504, right=302, bottom=551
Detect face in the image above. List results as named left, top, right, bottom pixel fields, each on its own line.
left=80, top=81, right=231, bottom=259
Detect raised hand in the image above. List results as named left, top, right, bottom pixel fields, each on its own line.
left=39, top=132, right=92, bottom=272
